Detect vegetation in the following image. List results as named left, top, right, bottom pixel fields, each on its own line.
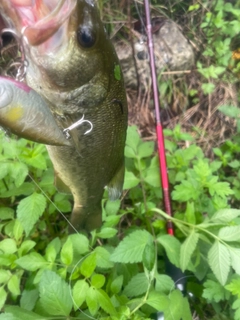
left=1, top=0, right=240, bottom=319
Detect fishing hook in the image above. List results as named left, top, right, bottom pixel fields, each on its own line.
left=63, top=115, right=93, bottom=139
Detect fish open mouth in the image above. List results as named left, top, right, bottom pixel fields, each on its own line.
left=1, top=0, right=77, bottom=48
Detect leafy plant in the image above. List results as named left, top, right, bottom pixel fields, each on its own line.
left=1, top=125, right=240, bottom=319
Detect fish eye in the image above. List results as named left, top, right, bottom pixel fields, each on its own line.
left=77, top=25, right=96, bottom=48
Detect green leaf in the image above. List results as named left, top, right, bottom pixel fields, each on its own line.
left=203, top=279, right=227, bottom=302
left=105, top=199, right=121, bottom=216
left=164, top=290, right=183, bottom=320
left=143, top=242, right=156, bottom=271
left=137, top=141, right=154, bottom=158
left=181, top=297, right=192, bottom=320
left=69, top=234, right=89, bottom=255
left=111, top=230, right=152, bottom=263
left=3, top=306, right=43, bottom=320
left=17, top=193, right=46, bottom=236
left=123, top=273, right=149, bottom=297
left=72, top=279, right=89, bottom=310
left=155, top=274, right=175, bottom=294
left=18, top=240, right=36, bottom=257
left=96, top=288, right=117, bottom=315
left=95, top=246, right=114, bottom=269
left=0, top=239, right=17, bottom=254
left=157, top=235, right=181, bottom=267
left=229, top=247, right=240, bottom=275
left=208, top=241, right=230, bottom=285
left=232, top=299, right=240, bottom=320
left=7, top=274, right=20, bottom=296
left=0, top=207, right=14, bottom=220
left=20, top=289, right=39, bottom=311
left=225, top=278, right=240, bottom=298
left=0, top=286, right=7, bottom=309
left=39, top=270, right=73, bottom=316
left=80, top=253, right=96, bottom=278
left=10, top=162, right=28, bottom=188
left=125, top=126, right=141, bottom=153
left=96, top=227, right=117, bottom=239
left=60, top=237, right=73, bottom=265
left=219, top=105, right=240, bottom=118
left=123, top=170, right=140, bottom=190
left=16, top=252, right=47, bottom=271
left=210, top=209, right=240, bottom=223
left=145, top=291, right=169, bottom=311
left=13, top=220, right=23, bottom=242
left=91, top=274, right=105, bottom=289
left=0, top=269, right=11, bottom=284
left=218, top=226, right=240, bottom=242
left=86, top=286, right=99, bottom=316
left=110, top=275, right=123, bottom=294
left=180, top=231, right=199, bottom=272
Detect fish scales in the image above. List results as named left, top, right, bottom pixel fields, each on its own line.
left=0, top=0, right=128, bottom=231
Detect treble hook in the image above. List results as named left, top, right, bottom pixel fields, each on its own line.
left=63, top=115, right=93, bottom=139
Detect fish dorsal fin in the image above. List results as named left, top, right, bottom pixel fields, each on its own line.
left=54, top=169, right=71, bottom=194
left=107, top=163, right=125, bottom=201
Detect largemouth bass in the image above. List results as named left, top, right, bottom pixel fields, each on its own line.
left=0, top=0, right=128, bottom=232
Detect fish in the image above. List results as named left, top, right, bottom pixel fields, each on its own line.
left=0, top=0, right=128, bottom=232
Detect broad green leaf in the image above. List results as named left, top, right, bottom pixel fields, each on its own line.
left=4, top=306, right=42, bottom=320
left=145, top=291, right=169, bottom=311
left=18, top=240, right=36, bottom=257
left=225, top=279, right=240, bottom=298
left=39, top=270, right=72, bottom=316
left=96, top=288, right=117, bottom=315
left=17, top=193, right=46, bottom=236
left=208, top=241, right=230, bottom=285
left=45, top=245, right=57, bottom=263
left=16, top=252, right=47, bottom=271
left=219, top=105, right=240, bottom=118
left=80, top=253, right=96, bottom=278
left=155, top=274, right=175, bottom=294
left=123, top=273, right=149, bottom=297
left=105, top=199, right=121, bottom=216
left=157, top=235, right=181, bottom=267
left=232, top=299, right=240, bottom=320
left=125, top=126, right=141, bottom=153
left=137, top=141, right=154, bottom=158
left=203, top=279, right=226, bottom=302
left=110, top=275, right=123, bottom=294
left=164, top=290, right=183, bottom=320
left=0, top=239, right=17, bottom=254
left=91, top=274, right=105, bottom=289
left=229, top=247, right=240, bottom=275
left=96, top=227, right=117, bottom=239
left=123, top=170, right=140, bottom=190
left=69, top=234, right=89, bottom=255
left=0, top=207, right=14, bottom=220
left=61, top=237, right=73, bottom=265
left=20, top=289, right=38, bottom=311
left=111, top=230, right=152, bottom=263
left=72, top=279, right=89, bottom=310
left=7, top=274, right=20, bottom=296
left=143, top=166, right=161, bottom=188
left=95, top=246, right=114, bottom=269
left=0, top=269, right=11, bottom=284
left=218, top=226, right=240, bottom=242
left=180, top=231, right=199, bottom=272
left=210, top=209, right=240, bottom=223
left=181, top=297, right=192, bottom=320
left=0, top=286, right=7, bottom=309
left=10, top=162, right=28, bottom=188
left=86, top=286, right=99, bottom=316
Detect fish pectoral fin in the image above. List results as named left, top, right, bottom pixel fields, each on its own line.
left=54, top=170, right=71, bottom=194
left=107, top=162, right=125, bottom=201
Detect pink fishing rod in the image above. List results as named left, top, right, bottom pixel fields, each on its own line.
left=143, top=0, right=174, bottom=236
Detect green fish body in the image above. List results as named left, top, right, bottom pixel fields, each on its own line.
left=0, top=0, right=128, bottom=231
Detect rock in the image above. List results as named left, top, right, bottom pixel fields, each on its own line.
left=114, top=18, right=194, bottom=90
